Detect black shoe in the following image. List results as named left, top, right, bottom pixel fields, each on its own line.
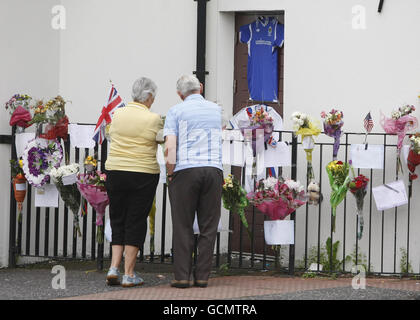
left=194, top=280, right=208, bottom=288
left=171, top=280, right=192, bottom=288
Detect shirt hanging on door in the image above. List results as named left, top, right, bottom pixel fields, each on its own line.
left=240, top=17, right=284, bottom=103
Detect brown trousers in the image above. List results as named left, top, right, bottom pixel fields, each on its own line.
left=168, top=167, right=223, bottom=281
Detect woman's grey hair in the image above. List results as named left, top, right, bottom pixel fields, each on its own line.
left=176, top=75, right=201, bottom=96
left=132, top=77, right=157, bottom=103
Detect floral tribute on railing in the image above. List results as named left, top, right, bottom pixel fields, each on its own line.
left=407, top=132, right=420, bottom=181
left=247, top=177, right=307, bottom=221
left=222, top=174, right=251, bottom=238
left=348, top=163, right=369, bottom=240
left=21, top=138, right=63, bottom=187
left=5, top=94, right=33, bottom=131
left=10, top=158, right=27, bottom=222
left=50, top=164, right=82, bottom=237
left=77, top=157, right=109, bottom=244
left=326, top=160, right=351, bottom=233
left=380, top=105, right=418, bottom=174
left=321, top=109, right=344, bottom=160
left=292, top=111, right=322, bottom=205
left=238, top=106, right=274, bottom=156
left=29, top=96, right=69, bottom=141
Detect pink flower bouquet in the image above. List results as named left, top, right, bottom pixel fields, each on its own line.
left=247, top=177, right=307, bottom=220
left=380, top=105, right=418, bottom=173
left=77, top=171, right=108, bottom=243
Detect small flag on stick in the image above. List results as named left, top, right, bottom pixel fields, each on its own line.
left=363, top=112, right=374, bottom=147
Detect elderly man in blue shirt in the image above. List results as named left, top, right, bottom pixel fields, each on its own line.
left=164, top=75, right=223, bottom=289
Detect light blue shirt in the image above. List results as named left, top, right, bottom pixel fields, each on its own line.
left=163, top=94, right=223, bottom=172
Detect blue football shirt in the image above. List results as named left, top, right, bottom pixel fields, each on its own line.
left=240, top=17, right=285, bottom=102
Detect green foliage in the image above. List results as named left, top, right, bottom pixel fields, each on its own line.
left=347, top=245, right=370, bottom=272
left=400, top=248, right=413, bottom=274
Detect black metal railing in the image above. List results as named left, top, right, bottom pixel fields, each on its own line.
left=8, top=127, right=420, bottom=276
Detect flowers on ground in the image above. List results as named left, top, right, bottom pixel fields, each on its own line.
left=247, top=177, right=306, bottom=221
left=326, top=160, right=351, bottom=232
left=321, top=109, right=344, bottom=160
left=50, top=164, right=82, bottom=236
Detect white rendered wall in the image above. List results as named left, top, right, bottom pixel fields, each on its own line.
left=0, top=0, right=60, bottom=267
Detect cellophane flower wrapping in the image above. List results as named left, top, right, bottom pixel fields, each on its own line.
left=238, top=106, right=274, bottom=156
left=380, top=106, right=418, bottom=173
left=349, top=173, right=369, bottom=240
left=292, top=112, right=322, bottom=181
left=77, top=173, right=109, bottom=244
left=247, top=177, right=306, bottom=221
left=50, top=164, right=82, bottom=236
left=407, top=133, right=420, bottom=180
left=321, top=109, right=344, bottom=160
left=326, top=160, right=351, bottom=232
left=29, top=96, right=69, bottom=141
left=222, top=174, right=251, bottom=238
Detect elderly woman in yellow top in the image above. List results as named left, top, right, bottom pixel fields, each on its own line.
left=105, top=77, right=163, bottom=287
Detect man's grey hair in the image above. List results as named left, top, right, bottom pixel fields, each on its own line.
left=176, top=75, right=201, bottom=96
left=132, top=77, right=157, bottom=103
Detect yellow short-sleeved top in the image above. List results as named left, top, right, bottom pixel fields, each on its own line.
left=105, top=102, right=163, bottom=174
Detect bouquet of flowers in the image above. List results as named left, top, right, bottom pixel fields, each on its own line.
left=247, top=177, right=306, bottom=221
left=380, top=105, right=418, bottom=174
left=292, top=111, right=321, bottom=182
left=21, top=138, right=63, bottom=187
left=77, top=158, right=108, bottom=244
left=29, top=96, right=69, bottom=140
left=10, top=158, right=27, bottom=222
left=50, top=164, right=82, bottom=237
left=238, top=106, right=274, bottom=156
left=326, top=160, right=351, bottom=232
left=321, top=109, right=344, bottom=160
left=348, top=166, right=369, bottom=240
left=222, top=174, right=251, bottom=238
left=5, top=94, right=33, bottom=130
left=407, top=133, right=420, bottom=180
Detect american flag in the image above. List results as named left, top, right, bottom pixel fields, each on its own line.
left=93, top=85, right=125, bottom=145
left=363, top=112, right=374, bottom=133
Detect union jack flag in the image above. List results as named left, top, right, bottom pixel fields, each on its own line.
left=363, top=112, right=374, bottom=133
left=93, top=85, right=125, bottom=145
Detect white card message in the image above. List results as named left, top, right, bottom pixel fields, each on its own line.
left=69, top=124, right=96, bottom=149
left=264, top=220, right=294, bottom=245
left=372, top=180, right=408, bottom=211
left=350, top=144, right=384, bottom=169
left=35, top=184, right=59, bottom=208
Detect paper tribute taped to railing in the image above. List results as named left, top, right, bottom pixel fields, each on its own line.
left=350, top=144, right=384, bottom=169
left=372, top=180, right=408, bottom=211
left=68, top=124, right=96, bottom=149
